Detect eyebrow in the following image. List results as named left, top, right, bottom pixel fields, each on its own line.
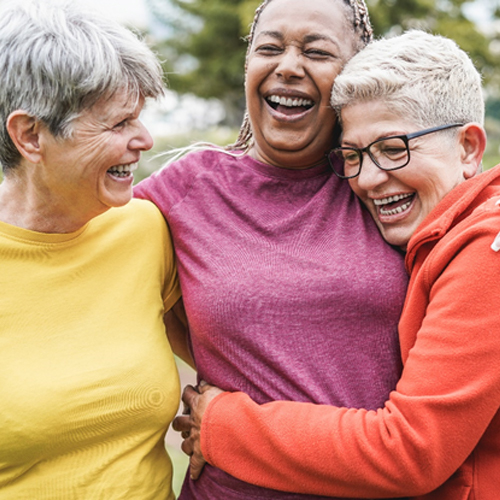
left=342, top=131, right=408, bottom=148
left=255, top=30, right=284, bottom=41
left=256, top=31, right=339, bottom=47
left=304, top=34, right=338, bottom=46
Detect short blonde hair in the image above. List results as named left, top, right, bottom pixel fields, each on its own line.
left=331, top=30, right=484, bottom=129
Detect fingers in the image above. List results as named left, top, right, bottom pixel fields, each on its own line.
left=172, top=414, right=190, bottom=432
left=180, top=437, right=194, bottom=457
left=172, top=383, right=212, bottom=481
left=197, top=380, right=216, bottom=394
left=189, top=452, right=207, bottom=480
left=181, top=384, right=200, bottom=407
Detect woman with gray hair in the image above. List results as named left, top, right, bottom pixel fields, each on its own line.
left=175, top=31, right=500, bottom=499
left=0, top=1, right=182, bottom=498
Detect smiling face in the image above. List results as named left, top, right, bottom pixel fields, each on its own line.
left=343, top=100, right=474, bottom=249
left=39, top=89, right=153, bottom=225
left=246, top=0, right=356, bottom=169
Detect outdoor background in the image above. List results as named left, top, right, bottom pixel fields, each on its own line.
left=4, top=0, right=500, bottom=495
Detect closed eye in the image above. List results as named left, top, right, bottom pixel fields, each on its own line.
left=378, top=144, right=407, bottom=159
left=304, top=48, right=334, bottom=59
left=113, top=119, right=129, bottom=130
left=255, top=44, right=283, bottom=55
left=341, top=150, right=360, bottom=164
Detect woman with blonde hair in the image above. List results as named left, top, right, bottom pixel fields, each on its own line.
left=176, top=31, right=500, bottom=499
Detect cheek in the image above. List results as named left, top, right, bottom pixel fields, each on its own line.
left=348, top=179, right=363, bottom=198
left=245, top=59, right=269, bottom=90
left=417, top=176, right=453, bottom=207
left=318, top=67, right=343, bottom=100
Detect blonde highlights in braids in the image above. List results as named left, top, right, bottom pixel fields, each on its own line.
left=227, top=0, right=373, bottom=153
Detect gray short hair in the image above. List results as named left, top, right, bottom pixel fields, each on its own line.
left=330, top=30, right=484, bottom=130
left=0, top=0, right=165, bottom=171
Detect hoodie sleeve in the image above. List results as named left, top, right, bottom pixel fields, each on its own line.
left=201, top=214, right=500, bottom=498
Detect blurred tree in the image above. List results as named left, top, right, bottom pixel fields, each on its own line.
left=368, top=0, right=500, bottom=86
left=147, top=0, right=500, bottom=126
left=147, top=0, right=261, bottom=127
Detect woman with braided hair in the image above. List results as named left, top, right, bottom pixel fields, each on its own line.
left=136, top=1, right=408, bottom=498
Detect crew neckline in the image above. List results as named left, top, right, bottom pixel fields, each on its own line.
left=237, top=153, right=331, bottom=180
left=0, top=219, right=89, bottom=245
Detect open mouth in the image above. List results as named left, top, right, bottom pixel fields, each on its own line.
left=266, top=95, right=314, bottom=115
left=107, top=163, right=138, bottom=178
left=374, top=192, right=415, bottom=216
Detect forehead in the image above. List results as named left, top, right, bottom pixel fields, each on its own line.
left=255, top=0, right=352, bottom=47
left=341, top=100, right=413, bottom=142
left=80, top=90, right=142, bottom=124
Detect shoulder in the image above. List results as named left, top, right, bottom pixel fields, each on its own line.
left=134, top=148, right=236, bottom=215
left=423, top=194, right=500, bottom=284
left=137, top=148, right=233, bottom=190
left=95, top=199, right=167, bottom=238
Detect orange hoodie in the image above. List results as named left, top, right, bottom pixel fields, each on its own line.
left=201, top=165, right=500, bottom=499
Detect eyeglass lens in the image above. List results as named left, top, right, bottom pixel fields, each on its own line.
left=330, top=136, right=409, bottom=178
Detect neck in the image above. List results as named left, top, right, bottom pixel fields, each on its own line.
left=0, top=174, right=99, bottom=234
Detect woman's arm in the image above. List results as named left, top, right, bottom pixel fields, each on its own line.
left=164, top=298, right=195, bottom=368
left=178, top=228, right=500, bottom=497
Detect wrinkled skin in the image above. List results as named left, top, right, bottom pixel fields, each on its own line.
left=172, top=382, right=224, bottom=480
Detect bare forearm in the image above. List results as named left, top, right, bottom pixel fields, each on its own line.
left=164, top=298, right=195, bottom=368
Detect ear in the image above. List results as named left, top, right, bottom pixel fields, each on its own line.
left=6, top=110, right=43, bottom=164
left=458, top=123, right=487, bottom=179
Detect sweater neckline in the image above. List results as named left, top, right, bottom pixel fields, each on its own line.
left=237, top=153, right=331, bottom=180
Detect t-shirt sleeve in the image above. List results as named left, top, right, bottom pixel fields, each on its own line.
left=135, top=198, right=181, bottom=312
left=134, top=151, right=203, bottom=218
left=134, top=154, right=203, bottom=309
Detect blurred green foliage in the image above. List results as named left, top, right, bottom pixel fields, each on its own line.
left=147, top=0, right=262, bottom=126
left=147, top=0, right=500, bottom=125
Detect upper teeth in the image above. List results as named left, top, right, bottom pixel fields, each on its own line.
left=109, top=163, right=138, bottom=174
left=268, top=95, right=313, bottom=107
left=373, top=193, right=413, bottom=206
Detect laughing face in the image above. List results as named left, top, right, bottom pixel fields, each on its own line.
left=246, top=0, right=356, bottom=169
left=39, top=89, right=153, bottom=224
left=342, top=100, right=475, bottom=249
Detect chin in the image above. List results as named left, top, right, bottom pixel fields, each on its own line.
left=380, top=231, right=410, bottom=250
left=103, top=193, right=133, bottom=209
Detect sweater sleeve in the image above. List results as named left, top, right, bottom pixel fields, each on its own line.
left=201, top=223, right=500, bottom=497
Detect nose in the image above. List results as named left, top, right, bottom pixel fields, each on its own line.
left=130, top=120, right=154, bottom=152
left=275, top=48, right=305, bottom=80
left=356, top=154, right=390, bottom=191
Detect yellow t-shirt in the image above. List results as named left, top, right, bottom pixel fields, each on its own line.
left=0, top=199, right=181, bottom=499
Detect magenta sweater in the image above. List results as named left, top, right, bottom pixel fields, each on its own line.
left=135, top=149, right=408, bottom=500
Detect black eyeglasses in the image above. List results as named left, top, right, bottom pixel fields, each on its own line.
left=328, top=123, right=465, bottom=179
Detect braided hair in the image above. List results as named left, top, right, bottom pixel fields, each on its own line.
left=227, top=0, right=373, bottom=153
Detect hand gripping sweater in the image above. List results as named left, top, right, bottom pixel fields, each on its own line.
left=201, top=165, right=500, bottom=499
